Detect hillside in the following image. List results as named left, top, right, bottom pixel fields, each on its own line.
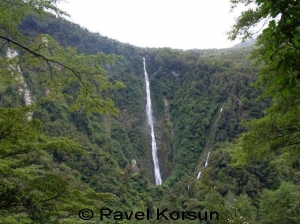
left=19, top=13, right=267, bottom=184
left=231, top=39, right=256, bottom=48
left=1, top=2, right=299, bottom=223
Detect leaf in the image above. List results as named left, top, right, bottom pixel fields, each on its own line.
left=282, top=88, right=290, bottom=97
left=269, top=20, right=276, bottom=29
left=287, top=7, right=300, bottom=18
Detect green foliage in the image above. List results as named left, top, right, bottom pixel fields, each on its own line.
left=1, top=1, right=125, bottom=115
left=146, top=47, right=266, bottom=184
left=0, top=107, right=114, bottom=223
left=190, top=143, right=299, bottom=223
left=1, top=1, right=299, bottom=223
left=204, top=190, right=256, bottom=224
left=229, top=0, right=300, bottom=164
left=0, top=1, right=126, bottom=223
left=259, top=182, right=300, bottom=224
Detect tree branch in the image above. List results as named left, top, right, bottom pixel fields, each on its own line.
left=38, top=194, right=61, bottom=204
left=0, top=40, right=9, bottom=52
left=0, top=149, right=34, bottom=159
left=1, top=35, right=89, bottom=95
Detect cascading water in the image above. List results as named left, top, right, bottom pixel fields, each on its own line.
left=196, top=171, right=201, bottom=180
left=143, top=57, right=162, bottom=185
left=204, top=151, right=210, bottom=167
left=196, top=151, right=211, bottom=180
left=196, top=104, right=224, bottom=180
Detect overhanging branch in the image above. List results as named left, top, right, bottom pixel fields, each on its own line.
left=1, top=35, right=89, bottom=95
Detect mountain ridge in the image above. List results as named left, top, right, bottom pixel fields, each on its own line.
left=1, top=7, right=299, bottom=223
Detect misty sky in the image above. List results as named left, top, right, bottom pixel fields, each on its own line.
left=58, top=0, right=245, bottom=50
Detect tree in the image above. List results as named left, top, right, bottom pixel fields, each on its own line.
left=0, top=0, right=124, bottom=114
left=0, top=1, right=122, bottom=222
left=259, top=182, right=300, bottom=223
left=228, top=0, right=300, bottom=165
left=204, top=189, right=257, bottom=224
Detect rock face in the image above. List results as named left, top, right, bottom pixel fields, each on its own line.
left=7, top=48, right=34, bottom=120
left=131, top=159, right=139, bottom=173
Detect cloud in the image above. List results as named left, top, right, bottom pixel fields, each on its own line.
left=58, top=0, right=242, bottom=49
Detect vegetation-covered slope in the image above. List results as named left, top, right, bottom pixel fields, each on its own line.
left=1, top=0, right=299, bottom=223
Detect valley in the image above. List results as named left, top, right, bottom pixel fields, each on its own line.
left=0, top=1, right=299, bottom=223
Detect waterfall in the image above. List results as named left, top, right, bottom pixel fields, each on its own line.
left=196, top=171, right=201, bottom=180
left=196, top=103, right=224, bottom=180
left=7, top=48, right=34, bottom=120
left=204, top=151, right=210, bottom=167
left=196, top=151, right=211, bottom=180
left=143, top=57, right=162, bottom=185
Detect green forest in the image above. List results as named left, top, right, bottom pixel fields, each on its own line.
left=0, top=0, right=299, bottom=223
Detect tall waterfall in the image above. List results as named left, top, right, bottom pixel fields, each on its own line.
left=143, top=58, right=162, bottom=185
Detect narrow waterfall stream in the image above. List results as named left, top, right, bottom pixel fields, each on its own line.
left=196, top=152, right=211, bottom=180
left=196, top=171, right=201, bottom=180
left=196, top=105, right=223, bottom=180
left=143, top=58, right=162, bottom=185
left=204, top=151, right=210, bottom=167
